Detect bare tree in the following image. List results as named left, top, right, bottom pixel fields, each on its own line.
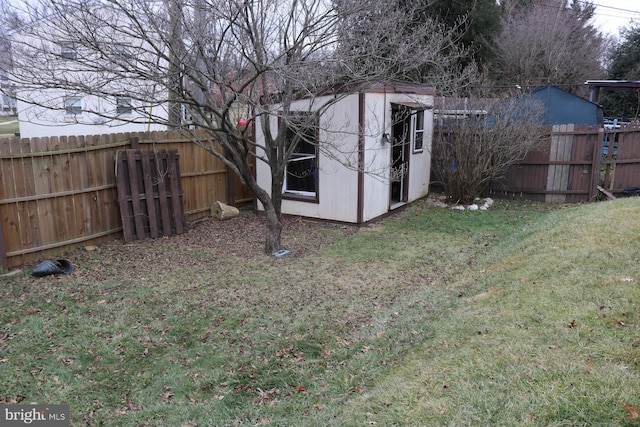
left=2, top=0, right=472, bottom=253
left=491, top=1, right=607, bottom=94
left=432, top=97, right=546, bottom=204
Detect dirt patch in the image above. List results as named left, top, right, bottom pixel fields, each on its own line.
left=174, top=212, right=358, bottom=258
left=47, top=212, right=360, bottom=281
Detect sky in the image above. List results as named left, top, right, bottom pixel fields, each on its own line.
left=590, top=0, right=640, bottom=37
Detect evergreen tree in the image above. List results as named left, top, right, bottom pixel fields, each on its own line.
left=424, top=0, right=502, bottom=66
left=600, top=25, right=640, bottom=119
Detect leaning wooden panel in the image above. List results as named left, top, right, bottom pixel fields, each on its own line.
left=167, top=150, right=185, bottom=235
left=140, top=151, right=159, bottom=239
left=115, top=151, right=134, bottom=242
left=127, top=149, right=146, bottom=239
left=116, top=149, right=185, bottom=242
left=155, top=152, right=173, bottom=237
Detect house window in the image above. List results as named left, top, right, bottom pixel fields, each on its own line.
left=64, top=96, right=82, bottom=115
left=283, top=114, right=318, bottom=200
left=116, top=97, right=132, bottom=115
left=59, top=42, right=77, bottom=60
left=413, top=110, right=425, bottom=153
left=112, top=44, right=132, bottom=61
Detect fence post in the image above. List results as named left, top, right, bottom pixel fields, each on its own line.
left=589, top=129, right=604, bottom=200
left=545, top=123, right=574, bottom=202
left=0, top=219, right=6, bottom=272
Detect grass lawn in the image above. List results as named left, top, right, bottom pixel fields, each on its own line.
left=0, top=115, right=19, bottom=137
left=1, top=197, right=639, bottom=426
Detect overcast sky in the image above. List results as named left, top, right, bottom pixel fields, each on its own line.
left=590, top=0, right=640, bottom=37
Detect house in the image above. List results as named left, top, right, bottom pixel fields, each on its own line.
left=433, top=96, right=498, bottom=126
left=0, top=72, right=16, bottom=115
left=9, top=6, right=169, bottom=138
left=523, top=85, right=603, bottom=126
left=255, top=82, right=434, bottom=224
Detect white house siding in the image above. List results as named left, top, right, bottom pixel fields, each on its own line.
left=16, top=95, right=167, bottom=139
left=11, top=8, right=169, bottom=139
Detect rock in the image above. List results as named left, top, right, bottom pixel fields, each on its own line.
left=211, top=201, right=240, bottom=220
left=467, top=204, right=479, bottom=211
left=451, top=205, right=465, bottom=211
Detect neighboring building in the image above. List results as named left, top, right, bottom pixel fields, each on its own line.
left=433, top=96, right=496, bottom=126
left=15, top=91, right=167, bottom=139
left=524, top=85, right=603, bottom=126
left=9, top=7, right=169, bottom=138
left=0, top=71, right=16, bottom=115
left=255, top=82, right=435, bottom=224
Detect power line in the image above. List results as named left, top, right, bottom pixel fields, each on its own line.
left=587, top=1, right=640, bottom=14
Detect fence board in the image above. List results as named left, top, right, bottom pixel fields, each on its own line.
left=486, top=124, right=640, bottom=202
left=0, top=131, right=253, bottom=271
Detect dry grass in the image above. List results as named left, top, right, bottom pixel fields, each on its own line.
left=2, top=198, right=639, bottom=426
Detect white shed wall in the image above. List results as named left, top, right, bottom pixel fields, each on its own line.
left=256, top=88, right=434, bottom=224
left=255, top=94, right=360, bottom=223
left=361, top=92, right=434, bottom=222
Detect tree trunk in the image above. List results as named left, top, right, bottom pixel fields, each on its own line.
left=262, top=173, right=284, bottom=254
left=263, top=202, right=282, bottom=254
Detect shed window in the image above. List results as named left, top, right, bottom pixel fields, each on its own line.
left=413, top=110, right=425, bottom=153
left=283, top=113, right=318, bottom=201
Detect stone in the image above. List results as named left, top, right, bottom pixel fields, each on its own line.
left=211, top=201, right=240, bottom=220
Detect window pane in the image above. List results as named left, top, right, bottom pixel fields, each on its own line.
left=116, top=97, right=132, bottom=114
left=112, top=44, right=131, bottom=60
left=284, top=114, right=317, bottom=196
left=60, top=42, right=77, bottom=60
left=414, top=131, right=424, bottom=151
left=64, top=97, right=82, bottom=114
left=286, top=158, right=316, bottom=193
left=415, top=111, right=424, bottom=130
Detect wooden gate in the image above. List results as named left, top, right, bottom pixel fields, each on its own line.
left=115, top=149, right=185, bottom=242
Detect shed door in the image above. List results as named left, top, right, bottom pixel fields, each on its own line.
left=390, top=106, right=411, bottom=207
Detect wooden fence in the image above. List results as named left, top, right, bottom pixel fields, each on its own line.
left=0, top=131, right=254, bottom=271
left=486, top=124, right=640, bottom=202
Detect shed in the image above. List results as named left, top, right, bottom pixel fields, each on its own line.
left=255, top=82, right=435, bottom=224
left=525, top=85, right=603, bottom=126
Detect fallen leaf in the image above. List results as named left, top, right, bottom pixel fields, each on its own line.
left=568, top=320, right=576, bottom=329
left=623, top=403, right=640, bottom=420
left=115, top=401, right=141, bottom=415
